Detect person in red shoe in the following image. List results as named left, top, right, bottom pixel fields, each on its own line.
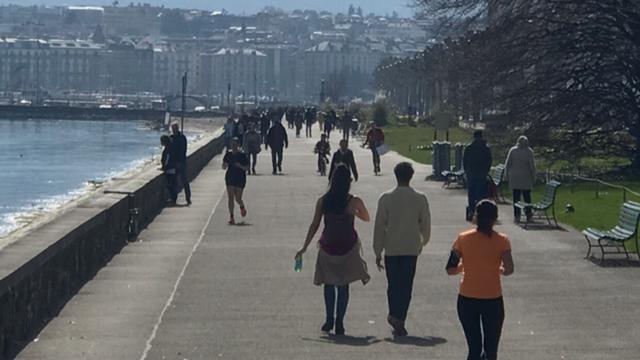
left=363, top=122, right=385, bottom=174
left=223, top=137, right=250, bottom=224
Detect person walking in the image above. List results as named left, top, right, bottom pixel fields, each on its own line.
left=171, top=123, right=191, bottom=206
left=373, top=162, right=431, bottom=336
left=260, top=111, right=271, bottom=143
left=243, top=123, right=262, bottom=175
left=160, top=135, right=177, bottom=205
left=318, top=111, right=325, bottom=133
left=296, top=165, right=371, bottom=336
left=314, top=133, right=331, bottom=176
left=223, top=138, right=250, bottom=225
left=265, top=117, right=289, bottom=175
left=446, top=200, right=514, bottom=360
left=463, top=130, right=492, bottom=221
left=223, top=116, right=235, bottom=150
left=305, top=107, right=315, bottom=138
left=294, top=108, right=304, bottom=138
left=363, top=122, right=385, bottom=175
left=329, top=139, right=358, bottom=182
left=324, top=112, right=334, bottom=139
left=341, top=111, right=351, bottom=141
left=505, top=136, right=536, bottom=223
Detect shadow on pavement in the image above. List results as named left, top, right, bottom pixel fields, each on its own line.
left=517, top=222, right=569, bottom=232
left=233, top=222, right=253, bottom=227
left=588, top=257, right=640, bottom=268
left=302, top=335, right=382, bottom=347
left=384, top=335, right=447, bottom=347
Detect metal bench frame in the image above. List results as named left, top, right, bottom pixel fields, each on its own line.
left=489, top=164, right=506, bottom=203
left=516, top=180, right=562, bottom=228
left=441, top=169, right=466, bottom=189
left=582, top=201, right=640, bottom=262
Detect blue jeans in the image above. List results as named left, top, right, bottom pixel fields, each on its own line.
left=385, top=256, right=417, bottom=322
left=324, top=285, right=349, bottom=324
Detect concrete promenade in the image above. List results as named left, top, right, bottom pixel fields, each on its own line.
left=17, top=128, right=640, bottom=359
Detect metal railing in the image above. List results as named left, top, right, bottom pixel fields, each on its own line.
left=542, top=171, right=640, bottom=203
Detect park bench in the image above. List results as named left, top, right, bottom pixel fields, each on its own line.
left=582, top=201, right=640, bottom=262
left=488, top=164, right=506, bottom=203
left=442, top=169, right=466, bottom=189
left=515, top=180, right=561, bottom=228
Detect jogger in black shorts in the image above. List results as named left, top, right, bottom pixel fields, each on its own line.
left=223, top=138, right=250, bottom=225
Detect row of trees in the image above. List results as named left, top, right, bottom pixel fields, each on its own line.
left=376, top=0, right=640, bottom=169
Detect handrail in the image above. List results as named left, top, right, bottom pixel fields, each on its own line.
left=544, top=171, right=640, bottom=202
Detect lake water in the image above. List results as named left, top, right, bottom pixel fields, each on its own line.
left=0, top=119, right=163, bottom=237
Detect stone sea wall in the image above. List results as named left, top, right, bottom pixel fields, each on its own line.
left=0, top=131, right=224, bottom=359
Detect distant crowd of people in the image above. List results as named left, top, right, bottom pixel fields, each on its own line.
left=158, top=108, right=527, bottom=360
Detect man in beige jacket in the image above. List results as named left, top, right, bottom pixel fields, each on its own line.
left=374, top=162, right=431, bottom=337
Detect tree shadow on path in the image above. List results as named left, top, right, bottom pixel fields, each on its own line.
left=384, top=335, right=448, bottom=347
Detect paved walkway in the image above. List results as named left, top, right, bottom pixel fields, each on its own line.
left=17, top=128, right=640, bottom=359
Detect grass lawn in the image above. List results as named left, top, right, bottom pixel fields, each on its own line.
left=384, top=125, right=472, bottom=164
left=521, top=181, right=640, bottom=251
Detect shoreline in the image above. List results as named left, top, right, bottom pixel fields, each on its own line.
left=0, top=117, right=222, bottom=250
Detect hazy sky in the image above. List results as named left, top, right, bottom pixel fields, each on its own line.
left=3, top=1, right=415, bottom=17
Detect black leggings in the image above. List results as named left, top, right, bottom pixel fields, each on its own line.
left=324, top=285, right=349, bottom=324
left=457, top=295, right=504, bottom=360
left=249, top=153, right=257, bottom=171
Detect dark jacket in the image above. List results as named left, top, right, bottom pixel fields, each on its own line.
left=266, top=122, right=289, bottom=149
left=463, top=139, right=492, bottom=178
left=161, top=145, right=176, bottom=171
left=170, top=132, right=188, bottom=163
left=329, top=149, right=358, bottom=181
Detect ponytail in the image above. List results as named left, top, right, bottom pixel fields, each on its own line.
left=476, top=200, right=498, bottom=236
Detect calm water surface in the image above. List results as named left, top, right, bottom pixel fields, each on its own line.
left=0, top=119, right=162, bottom=236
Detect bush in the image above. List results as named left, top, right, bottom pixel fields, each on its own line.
left=372, top=101, right=389, bottom=127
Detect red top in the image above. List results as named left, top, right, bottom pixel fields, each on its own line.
left=366, top=127, right=385, bottom=148
left=319, top=211, right=358, bottom=256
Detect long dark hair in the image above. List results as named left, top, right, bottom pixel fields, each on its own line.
left=476, top=200, right=498, bottom=236
left=323, top=165, right=351, bottom=214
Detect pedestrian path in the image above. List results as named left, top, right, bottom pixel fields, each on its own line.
left=17, top=129, right=640, bottom=359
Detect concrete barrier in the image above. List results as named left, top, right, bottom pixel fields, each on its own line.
left=0, top=105, right=228, bottom=121
left=0, top=131, right=225, bottom=359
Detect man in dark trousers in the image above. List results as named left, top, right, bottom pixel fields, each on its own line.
left=463, top=130, right=492, bottom=220
left=265, top=118, right=289, bottom=175
left=304, top=107, right=315, bottom=138
left=329, top=139, right=358, bottom=182
left=373, top=162, right=431, bottom=337
left=341, top=111, right=351, bottom=141
left=171, top=123, right=192, bottom=205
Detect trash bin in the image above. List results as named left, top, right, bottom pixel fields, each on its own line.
left=432, top=141, right=451, bottom=180
left=454, top=143, right=465, bottom=171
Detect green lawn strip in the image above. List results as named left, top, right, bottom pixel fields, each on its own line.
left=519, top=181, right=640, bottom=251
left=384, top=125, right=472, bottom=164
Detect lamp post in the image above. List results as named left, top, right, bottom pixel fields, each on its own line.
left=181, top=71, right=187, bottom=132
left=320, top=78, right=325, bottom=104
left=227, top=82, right=231, bottom=114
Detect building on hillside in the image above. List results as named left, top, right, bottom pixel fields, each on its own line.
left=152, top=44, right=201, bottom=95
left=205, top=47, right=267, bottom=102
left=0, top=38, right=104, bottom=95
left=103, top=40, right=153, bottom=93
left=300, top=41, right=383, bottom=101
left=103, top=4, right=161, bottom=36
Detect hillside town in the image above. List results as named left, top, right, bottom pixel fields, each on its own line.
left=0, top=3, right=431, bottom=107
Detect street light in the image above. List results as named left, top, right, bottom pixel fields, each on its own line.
left=181, top=71, right=187, bottom=132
